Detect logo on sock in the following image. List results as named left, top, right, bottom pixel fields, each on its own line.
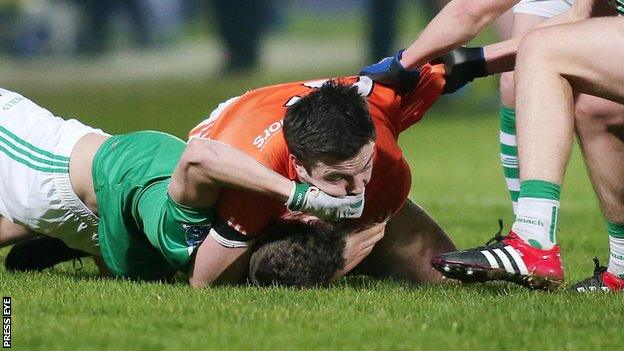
left=611, top=253, right=624, bottom=261
left=515, top=216, right=544, bottom=227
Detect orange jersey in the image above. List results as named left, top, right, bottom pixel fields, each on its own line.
left=189, top=63, right=446, bottom=236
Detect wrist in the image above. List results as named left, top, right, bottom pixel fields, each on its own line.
left=466, top=46, right=487, bottom=77
left=385, top=49, right=421, bottom=91
left=398, top=48, right=418, bottom=71
left=286, top=182, right=310, bottom=211
left=395, top=49, right=419, bottom=74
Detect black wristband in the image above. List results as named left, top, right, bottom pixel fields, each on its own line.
left=463, top=47, right=487, bottom=78
left=439, top=46, right=487, bottom=94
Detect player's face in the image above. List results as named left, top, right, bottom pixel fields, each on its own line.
left=295, top=141, right=375, bottom=197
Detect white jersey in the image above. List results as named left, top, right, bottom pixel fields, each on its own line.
left=0, top=88, right=107, bottom=254
left=513, top=0, right=574, bottom=18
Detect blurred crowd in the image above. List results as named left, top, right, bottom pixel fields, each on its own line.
left=0, top=0, right=451, bottom=73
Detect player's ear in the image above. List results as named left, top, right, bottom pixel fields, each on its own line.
left=290, top=154, right=310, bottom=180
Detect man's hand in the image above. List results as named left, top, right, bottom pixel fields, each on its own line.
left=435, top=46, right=487, bottom=94
left=359, top=49, right=421, bottom=92
left=332, top=219, right=389, bottom=281
left=286, top=183, right=365, bottom=220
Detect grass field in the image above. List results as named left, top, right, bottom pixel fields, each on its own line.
left=1, top=74, right=623, bottom=351
left=1, top=22, right=624, bottom=348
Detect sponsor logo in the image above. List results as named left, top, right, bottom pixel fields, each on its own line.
left=515, top=217, right=544, bottom=227
left=253, top=119, right=284, bottom=149
left=611, top=253, right=624, bottom=261
left=3, top=297, right=10, bottom=348
left=2, top=97, right=23, bottom=111
left=181, top=224, right=211, bottom=248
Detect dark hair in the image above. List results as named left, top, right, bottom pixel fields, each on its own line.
left=283, top=81, right=376, bottom=166
left=248, top=218, right=346, bottom=287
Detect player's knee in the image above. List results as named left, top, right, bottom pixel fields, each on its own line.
left=517, top=29, right=558, bottom=67
left=499, top=72, right=516, bottom=108
left=575, top=96, right=624, bottom=128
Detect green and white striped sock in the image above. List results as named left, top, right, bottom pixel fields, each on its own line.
left=511, top=180, right=560, bottom=250
left=607, top=222, right=624, bottom=278
left=500, top=106, right=519, bottom=213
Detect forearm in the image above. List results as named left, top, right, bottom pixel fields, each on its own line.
left=170, top=138, right=292, bottom=208
left=399, top=0, right=518, bottom=69
left=189, top=236, right=250, bottom=288
left=196, top=140, right=292, bottom=201
left=482, top=40, right=517, bottom=75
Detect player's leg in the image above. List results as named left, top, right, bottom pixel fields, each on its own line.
left=499, top=13, right=553, bottom=212
left=517, top=17, right=624, bottom=180
left=0, top=88, right=104, bottom=273
left=572, top=94, right=624, bottom=291
left=513, top=16, right=624, bottom=243
left=0, top=216, right=36, bottom=247
left=354, top=199, right=456, bottom=283
left=511, top=17, right=624, bottom=287
left=574, top=95, right=624, bottom=225
left=431, top=18, right=624, bottom=290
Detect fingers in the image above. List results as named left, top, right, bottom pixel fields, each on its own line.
left=343, top=244, right=376, bottom=270
left=347, top=221, right=387, bottom=253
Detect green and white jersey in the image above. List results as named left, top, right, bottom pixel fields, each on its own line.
left=92, top=131, right=215, bottom=281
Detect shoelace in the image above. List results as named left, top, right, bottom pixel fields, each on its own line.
left=485, top=219, right=507, bottom=246
left=591, top=257, right=607, bottom=278
left=72, top=258, right=83, bottom=272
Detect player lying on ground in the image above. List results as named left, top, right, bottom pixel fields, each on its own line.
left=0, top=86, right=369, bottom=284
left=388, top=0, right=624, bottom=291
left=4, top=5, right=573, bottom=286
left=0, top=68, right=460, bottom=286
left=182, top=68, right=466, bottom=285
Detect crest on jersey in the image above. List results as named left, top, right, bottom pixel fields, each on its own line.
left=181, top=223, right=211, bottom=248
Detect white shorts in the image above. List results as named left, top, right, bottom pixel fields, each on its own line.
left=513, top=0, right=574, bottom=18
left=0, top=88, right=107, bottom=254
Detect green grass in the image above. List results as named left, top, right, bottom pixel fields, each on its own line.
left=2, top=73, right=623, bottom=351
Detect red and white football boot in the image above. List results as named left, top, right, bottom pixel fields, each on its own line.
left=431, top=220, right=564, bottom=290
left=570, top=258, right=624, bottom=293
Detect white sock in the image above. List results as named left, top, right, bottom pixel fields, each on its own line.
left=608, top=235, right=624, bottom=278
left=511, top=197, right=559, bottom=250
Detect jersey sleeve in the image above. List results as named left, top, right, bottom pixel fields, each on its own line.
left=364, top=63, right=445, bottom=136
left=398, top=63, right=446, bottom=132
left=215, top=139, right=291, bottom=237
left=136, top=181, right=216, bottom=273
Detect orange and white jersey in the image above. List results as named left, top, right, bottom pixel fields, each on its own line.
left=189, top=63, right=446, bottom=237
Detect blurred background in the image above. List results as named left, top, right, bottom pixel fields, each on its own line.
left=0, top=0, right=506, bottom=120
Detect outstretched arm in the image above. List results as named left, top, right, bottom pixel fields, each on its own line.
left=169, top=138, right=364, bottom=220
left=360, top=0, right=518, bottom=92
left=398, top=0, right=519, bottom=69
left=362, top=0, right=610, bottom=92
left=169, top=138, right=292, bottom=208
left=189, top=235, right=251, bottom=287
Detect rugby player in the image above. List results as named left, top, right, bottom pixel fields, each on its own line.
left=389, top=0, right=624, bottom=291
left=433, top=0, right=624, bottom=292
left=0, top=87, right=367, bottom=283
left=246, top=212, right=390, bottom=287
left=186, top=68, right=457, bottom=285
left=2, top=59, right=464, bottom=285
